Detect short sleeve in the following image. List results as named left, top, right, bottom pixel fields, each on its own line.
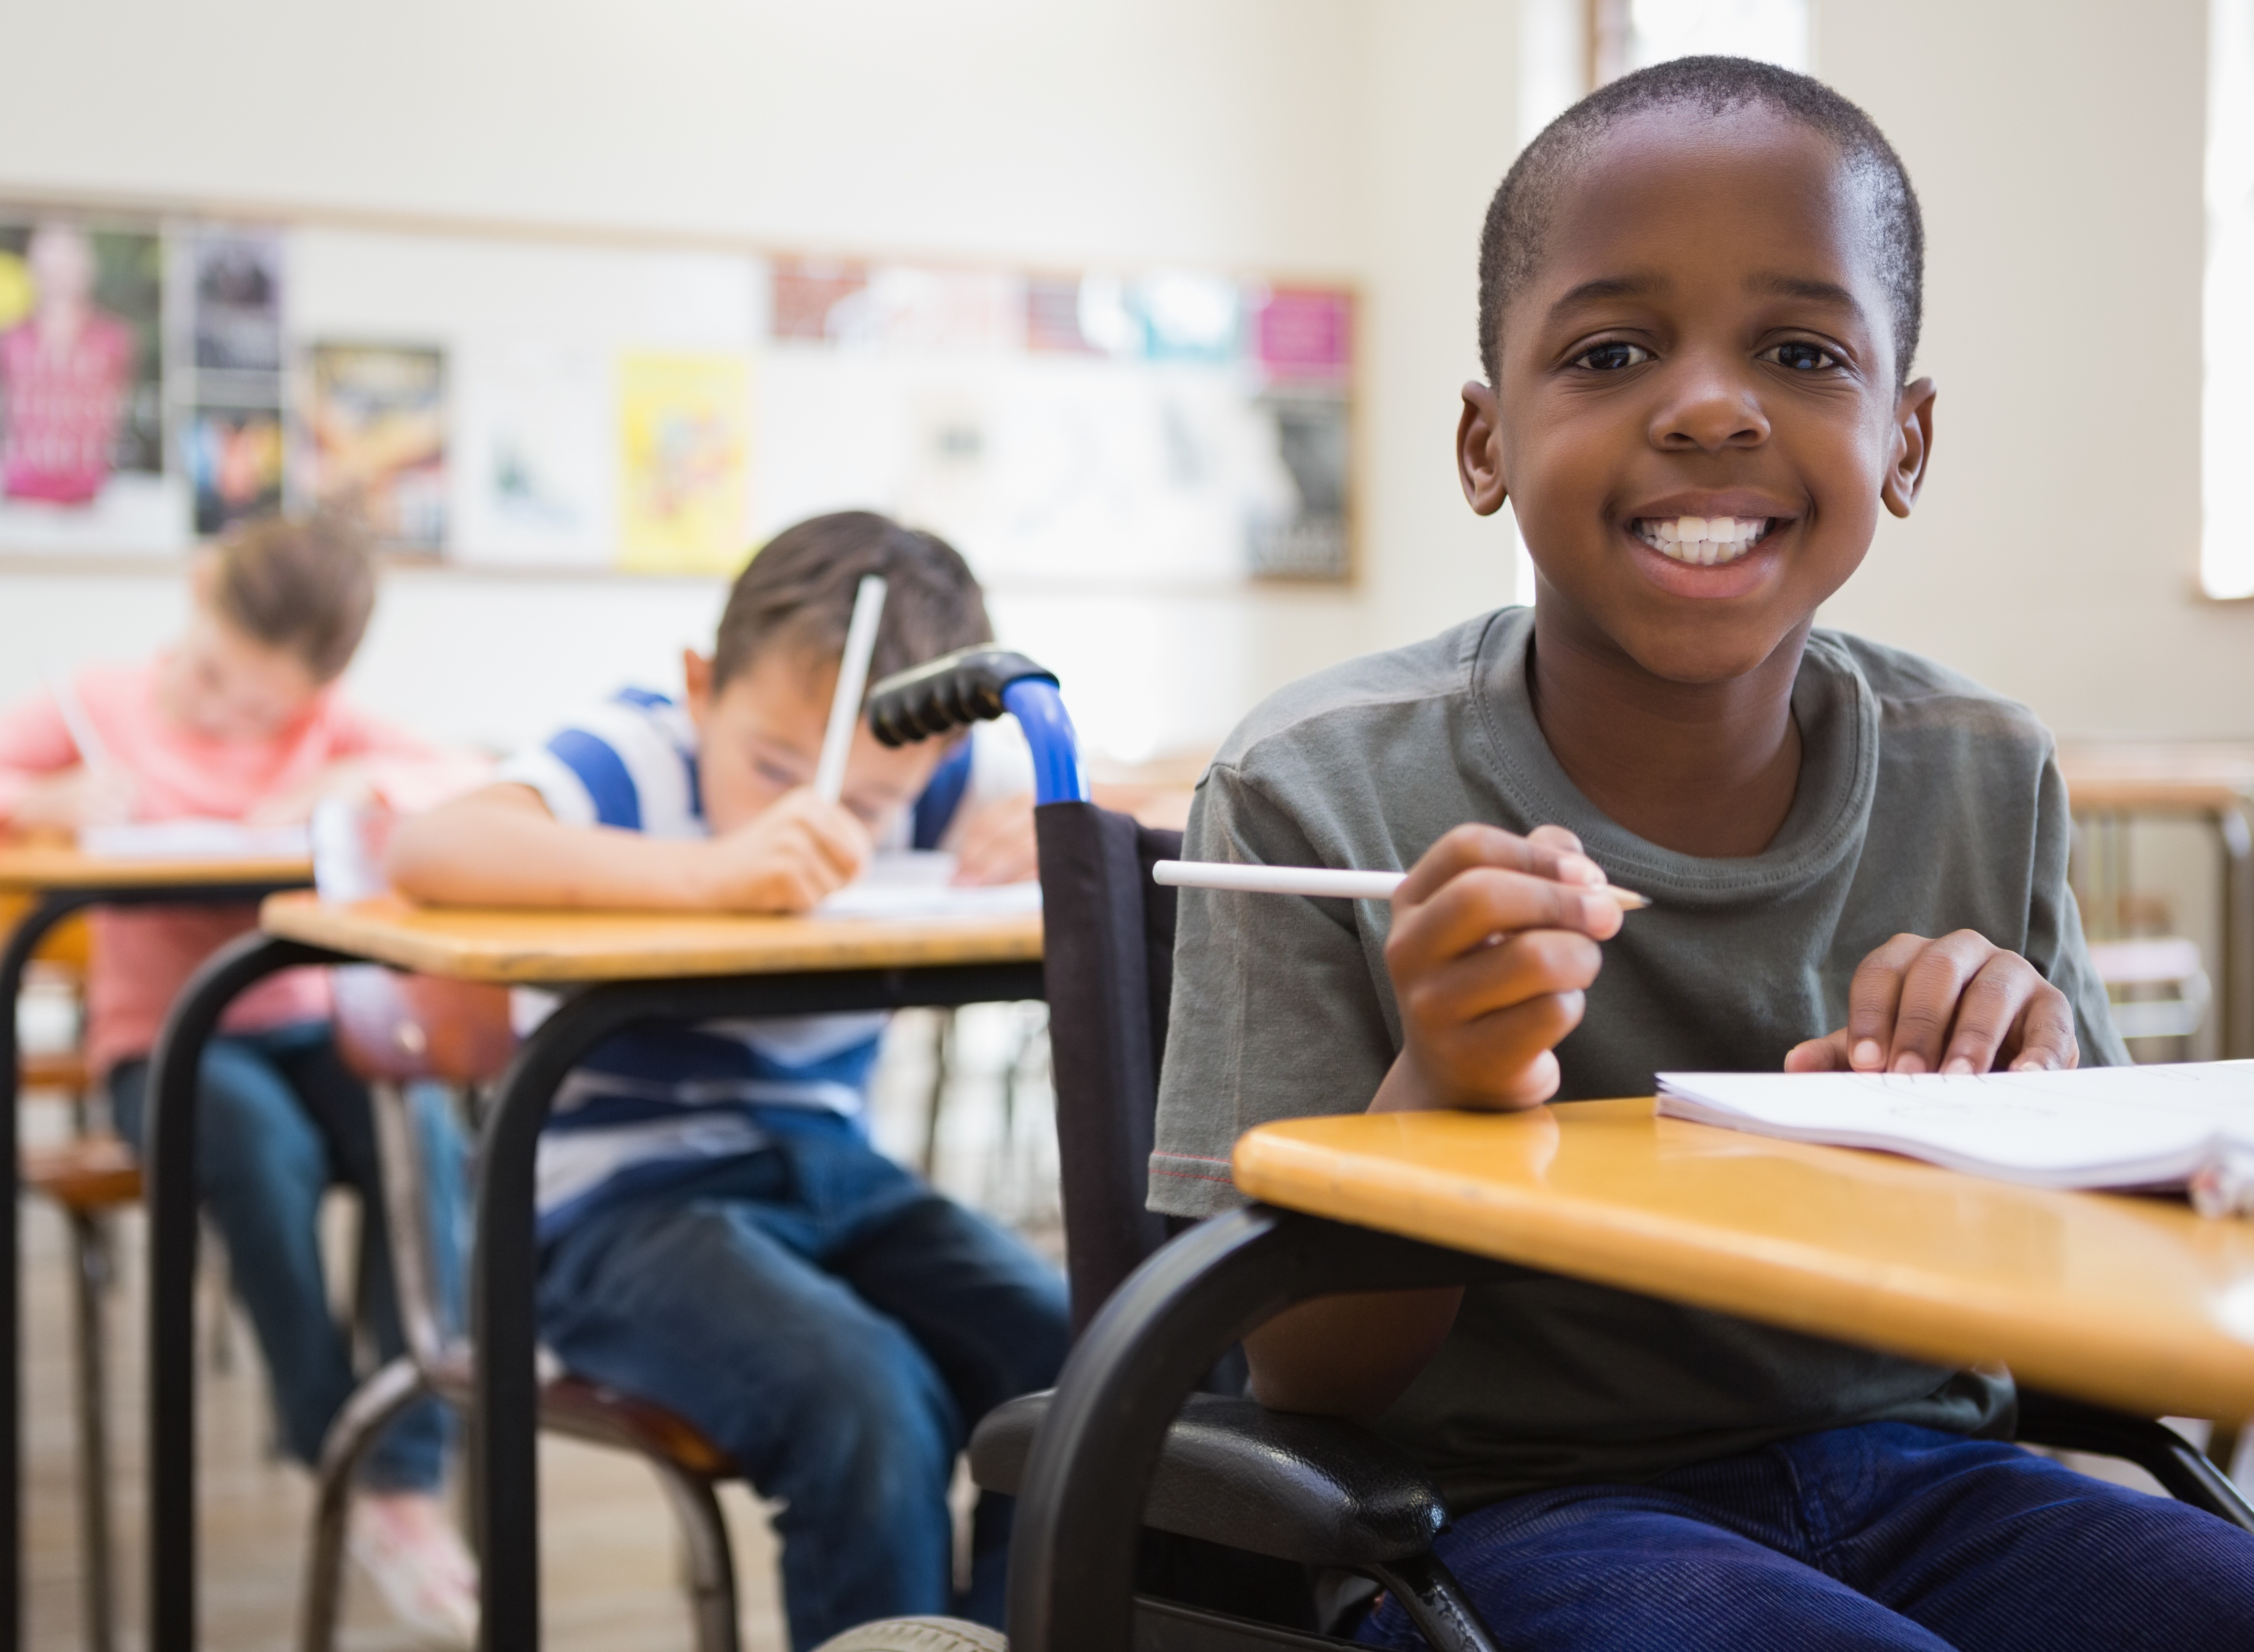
left=2025, top=750, right=2131, bottom=1069
left=492, top=694, right=701, bottom=838
left=1148, top=760, right=1398, bottom=1217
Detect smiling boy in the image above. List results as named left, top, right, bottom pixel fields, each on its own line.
left=1150, top=58, right=2254, bottom=1649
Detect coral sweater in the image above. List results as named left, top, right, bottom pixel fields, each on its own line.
left=0, top=661, right=483, bottom=1077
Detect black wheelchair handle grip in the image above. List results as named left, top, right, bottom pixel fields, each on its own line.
left=866, top=646, right=1060, bottom=747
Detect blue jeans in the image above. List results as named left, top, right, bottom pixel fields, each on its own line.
left=110, top=1021, right=464, bottom=1492
left=1356, top=1420, right=2254, bottom=1650
left=535, top=1109, right=1070, bottom=1651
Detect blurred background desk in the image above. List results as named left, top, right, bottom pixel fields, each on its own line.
left=142, top=891, right=1042, bottom=1652
left=2058, top=743, right=2254, bottom=1060
left=0, top=837, right=311, bottom=1652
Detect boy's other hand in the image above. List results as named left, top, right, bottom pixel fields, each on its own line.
left=700, top=785, right=871, bottom=912
left=242, top=759, right=375, bottom=827
left=1376, top=822, right=1623, bottom=1113
left=1783, top=931, right=2079, bottom=1076
left=950, top=793, right=1037, bottom=886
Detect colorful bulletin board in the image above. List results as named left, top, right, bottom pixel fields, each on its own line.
left=0, top=204, right=1356, bottom=584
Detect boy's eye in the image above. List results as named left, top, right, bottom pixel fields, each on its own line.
left=1764, top=341, right=1843, bottom=372
left=752, top=755, right=803, bottom=789
left=1571, top=340, right=1653, bottom=372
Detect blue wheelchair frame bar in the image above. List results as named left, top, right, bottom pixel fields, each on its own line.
left=1001, top=678, right=1089, bottom=808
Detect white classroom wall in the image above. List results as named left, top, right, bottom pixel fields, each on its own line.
left=0, top=0, right=1379, bottom=761
left=1812, top=0, right=2250, bottom=738
left=0, top=0, right=2246, bottom=763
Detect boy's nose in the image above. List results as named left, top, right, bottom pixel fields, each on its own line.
left=1650, top=368, right=1771, bottom=452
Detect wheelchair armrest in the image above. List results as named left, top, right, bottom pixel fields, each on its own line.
left=2014, top=1388, right=2254, bottom=1534
left=971, top=1390, right=1447, bottom=1571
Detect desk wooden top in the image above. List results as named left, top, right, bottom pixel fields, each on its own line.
left=259, top=891, right=1045, bottom=983
left=1233, top=1100, right=2254, bottom=1420
left=2057, top=741, right=2254, bottom=815
left=0, top=837, right=311, bottom=893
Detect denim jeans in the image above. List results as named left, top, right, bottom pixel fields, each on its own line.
left=1356, top=1420, right=2254, bottom=1650
left=535, top=1108, right=1070, bottom=1651
left=110, top=1021, right=464, bottom=1492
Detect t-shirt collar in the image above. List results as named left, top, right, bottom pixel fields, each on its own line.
left=1469, top=607, right=1879, bottom=906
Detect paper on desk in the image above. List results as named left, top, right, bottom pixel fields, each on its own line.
left=78, top=819, right=312, bottom=861
left=814, top=850, right=1041, bottom=921
left=1657, top=1062, right=2254, bottom=1215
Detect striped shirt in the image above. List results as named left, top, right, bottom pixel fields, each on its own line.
left=497, top=687, right=1027, bottom=1239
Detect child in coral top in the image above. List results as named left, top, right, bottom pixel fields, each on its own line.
left=0, top=515, right=485, bottom=1645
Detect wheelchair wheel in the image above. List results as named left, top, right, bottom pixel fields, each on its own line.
left=810, top=1618, right=1007, bottom=1652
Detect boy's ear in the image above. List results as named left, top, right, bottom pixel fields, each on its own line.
left=681, top=648, right=715, bottom=722
left=1881, top=376, right=1938, bottom=520
left=1458, top=381, right=1511, bottom=518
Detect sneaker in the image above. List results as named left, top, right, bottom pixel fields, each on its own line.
left=349, top=1490, right=480, bottom=1648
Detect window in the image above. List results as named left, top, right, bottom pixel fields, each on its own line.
left=2206, top=0, right=2254, bottom=598
left=1590, top=0, right=1810, bottom=86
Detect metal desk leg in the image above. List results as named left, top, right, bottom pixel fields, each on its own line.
left=0, top=891, right=104, bottom=1650
left=468, top=991, right=621, bottom=1652
left=2222, top=804, right=2254, bottom=1060
left=145, top=933, right=347, bottom=1652
left=1004, top=1205, right=1512, bottom=1652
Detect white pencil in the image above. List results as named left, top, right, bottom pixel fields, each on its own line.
left=1152, top=859, right=1650, bottom=910
left=814, top=575, right=888, bottom=804
left=43, top=666, right=112, bottom=772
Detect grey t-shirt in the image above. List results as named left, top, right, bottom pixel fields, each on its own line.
left=1150, top=606, right=2126, bottom=1512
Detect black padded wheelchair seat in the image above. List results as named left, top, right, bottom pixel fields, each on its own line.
left=970, top=1390, right=1448, bottom=1571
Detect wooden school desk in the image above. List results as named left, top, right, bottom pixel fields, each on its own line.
left=2057, top=741, right=2254, bottom=1060
left=139, top=892, right=1044, bottom=1652
left=0, top=837, right=311, bottom=1650
left=1005, top=1100, right=2254, bottom=1651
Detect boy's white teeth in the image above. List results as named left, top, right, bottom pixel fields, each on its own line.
left=1635, top=515, right=1771, bottom=566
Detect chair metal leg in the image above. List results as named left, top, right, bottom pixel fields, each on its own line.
left=300, top=1356, right=434, bottom=1652
left=641, top=1460, right=741, bottom=1652
left=69, top=1209, right=115, bottom=1652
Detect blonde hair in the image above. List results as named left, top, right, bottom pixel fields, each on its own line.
left=208, top=514, right=377, bottom=683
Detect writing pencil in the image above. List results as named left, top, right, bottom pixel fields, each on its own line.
left=815, top=574, right=888, bottom=804
left=1151, top=858, right=1650, bottom=909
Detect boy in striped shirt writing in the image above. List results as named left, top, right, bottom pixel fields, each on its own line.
left=391, top=512, right=1069, bottom=1647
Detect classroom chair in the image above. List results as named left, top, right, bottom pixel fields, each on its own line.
left=295, top=799, right=762, bottom=1652
left=833, top=651, right=2254, bottom=1652
left=2088, top=935, right=2213, bottom=1048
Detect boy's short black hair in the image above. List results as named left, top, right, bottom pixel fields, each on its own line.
left=712, top=511, right=993, bottom=692
left=1479, top=56, right=1924, bottom=388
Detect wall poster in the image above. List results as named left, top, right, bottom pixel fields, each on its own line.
left=306, top=342, right=447, bottom=550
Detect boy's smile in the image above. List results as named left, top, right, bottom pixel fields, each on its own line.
left=1460, top=105, right=1936, bottom=688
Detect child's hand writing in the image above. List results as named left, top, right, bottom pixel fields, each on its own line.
left=697, top=786, right=871, bottom=912
left=1783, top=932, right=2079, bottom=1075
left=10, top=764, right=136, bottom=830
left=1376, top=823, right=1623, bottom=1113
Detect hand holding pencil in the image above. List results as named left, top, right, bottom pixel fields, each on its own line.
left=1207, top=822, right=1627, bottom=1116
